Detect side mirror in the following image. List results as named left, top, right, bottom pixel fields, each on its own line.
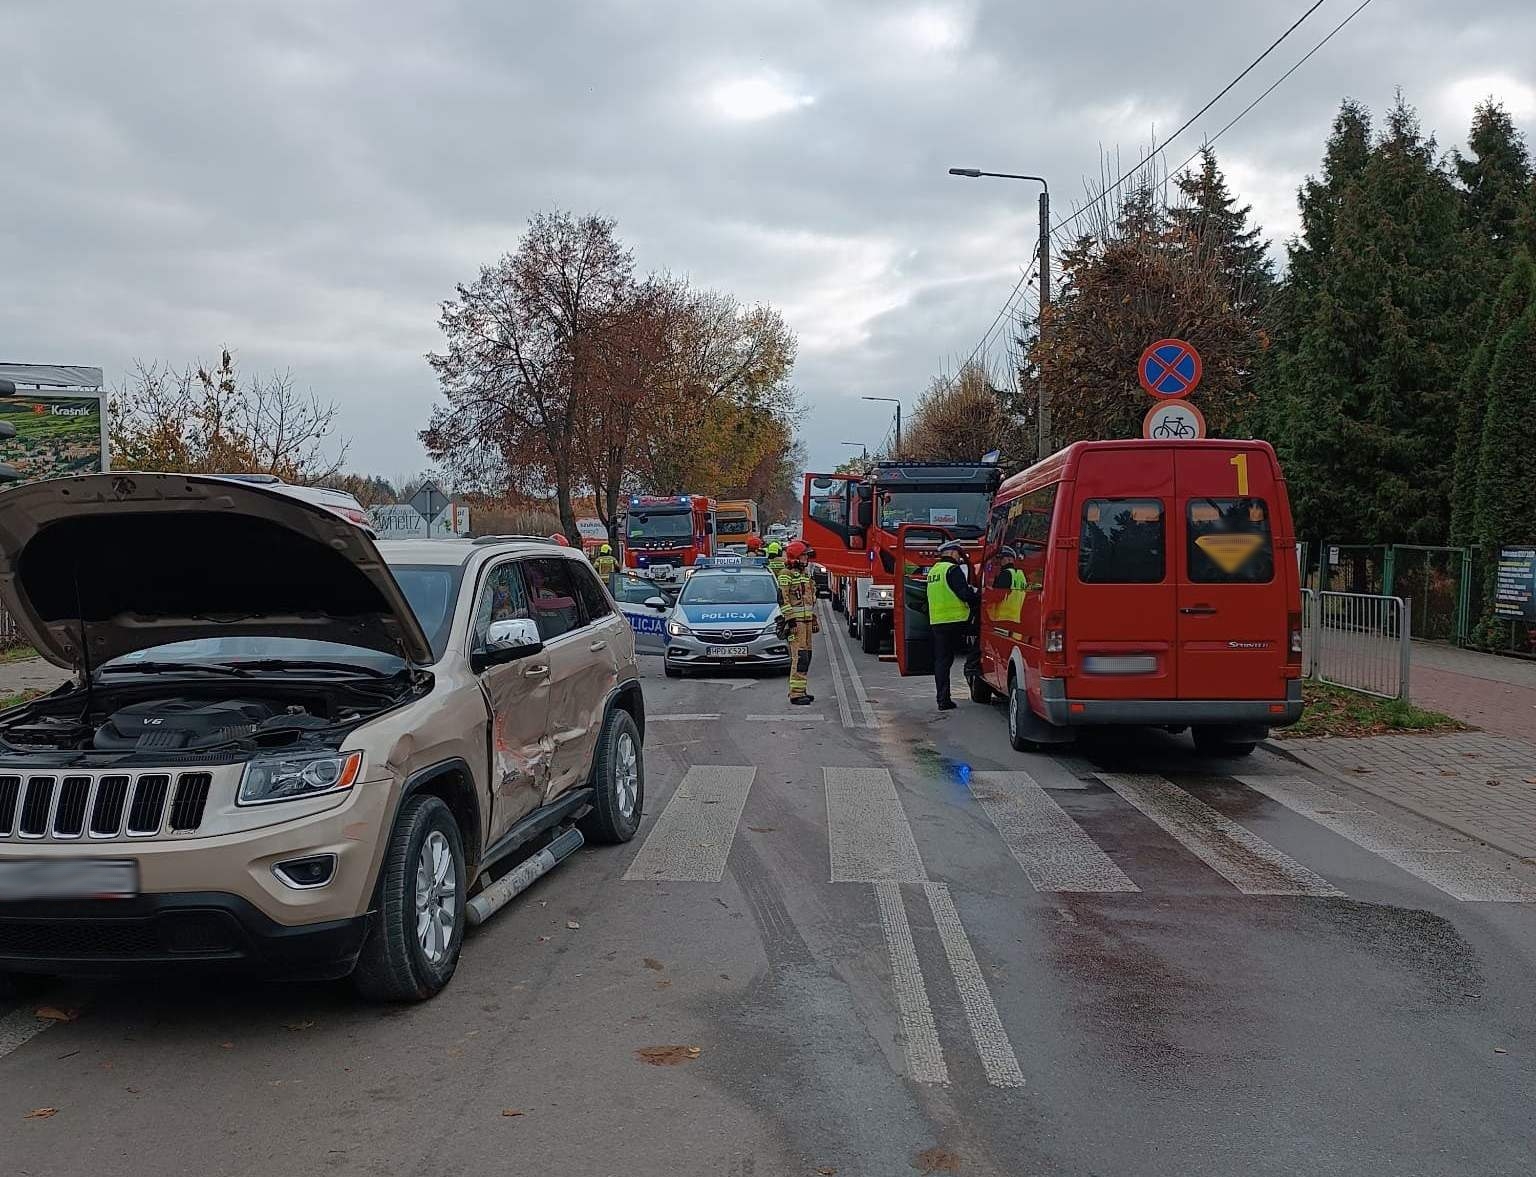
left=0, top=379, right=15, bottom=397
left=812, top=477, right=832, bottom=490
left=472, top=617, right=542, bottom=672
left=644, top=596, right=668, bottom=611
left=856, top=500, right=873, bottom=528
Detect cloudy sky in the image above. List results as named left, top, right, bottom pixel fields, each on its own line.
left=4, top=0, right=1533, bottom=482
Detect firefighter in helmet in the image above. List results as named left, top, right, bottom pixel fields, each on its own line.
left=765, top=540, right=786, bottom=580
left=592, top=542, right=618, bottom=580
left=776, top=540, right=819, bottom=705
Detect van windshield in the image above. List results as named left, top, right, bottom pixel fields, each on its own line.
left=1187, top=499, right=1275, bottom=583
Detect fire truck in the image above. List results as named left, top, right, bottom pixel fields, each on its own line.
left=801, top=461, right=1001, bottom=667
left=622, top=493, right=717, bottom=573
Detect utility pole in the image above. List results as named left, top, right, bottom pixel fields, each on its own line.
left=861, top=397, right=901, bottom=458
left=948, top=167, right=1052, bottom=458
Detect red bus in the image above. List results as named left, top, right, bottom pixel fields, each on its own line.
left=622, top=494, right=716, bottom=572
left=974, top=439, right=1303, bottom=757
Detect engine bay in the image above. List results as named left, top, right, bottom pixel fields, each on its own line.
left=0, top=676, right=420, bottom=762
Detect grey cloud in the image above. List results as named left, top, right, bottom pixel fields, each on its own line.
left=3, top=0, right=1533, bottom=480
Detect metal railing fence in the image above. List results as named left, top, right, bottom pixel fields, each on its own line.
left=1303, top=589, right=1411, bottom=700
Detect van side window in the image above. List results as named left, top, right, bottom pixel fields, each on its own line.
left=1187, top=498, right=1274, bottom=583
left=1079, top=499, right=1165, bottom=584
left=993, top=484, right=1057, bottom=588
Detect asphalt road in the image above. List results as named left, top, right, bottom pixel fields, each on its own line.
left=4, top=601, right=1536, bottom=1176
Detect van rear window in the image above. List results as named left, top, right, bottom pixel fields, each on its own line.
left=1079, top=499, right=1165, bottom=584
left=1187, top=498, right=1274, bottom=583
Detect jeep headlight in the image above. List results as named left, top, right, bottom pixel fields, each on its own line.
left=666, top=618, right=692, bottom=637
left=239, top=751, right=363, bottom=806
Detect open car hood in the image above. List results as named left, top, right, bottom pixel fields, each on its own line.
left=0, top=473, right=435, bottom=670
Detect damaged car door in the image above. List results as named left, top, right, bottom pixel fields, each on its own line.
left=470, top=559, right=551, bottom=841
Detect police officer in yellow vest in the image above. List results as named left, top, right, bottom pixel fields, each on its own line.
left=927, top=540, right=980, bottom=711
left=592, top=542, right=618, bottom=580
left=776, top=540, right=819, bottom=704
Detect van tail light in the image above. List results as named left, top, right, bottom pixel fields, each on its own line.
left=1287, top=610, right=1303, bottom=664
left=1044, top=611, right=1066, bottom=656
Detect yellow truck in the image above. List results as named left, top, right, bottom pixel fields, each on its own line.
left=715, top=499, right=759, bottom=546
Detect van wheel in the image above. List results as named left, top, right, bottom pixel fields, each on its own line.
left=353, top=795, right=466, bottom=1002
left=860, top=613, right=881, bottom=655
left=580, top=708, right=645, bottom=844
left=1008, top=680, right=1054, bottom=752
left=969, top=674, right=996, bottom=705
left=1192, top=727, right=1258, bottom=758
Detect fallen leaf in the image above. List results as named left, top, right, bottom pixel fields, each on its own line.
left=1439, top=769, right=1458, bottom=777
left=817, top=1168, right=838, bottom=1176
left=643, top=957, right=664, bottom=971
left=1349, top=766, right=1373, bottom=774
left=501, top=1109, right=525, bottom=1117
left=913, top=1146, right=960, bottom=1173
left=748, top=826, right=777, bottom=833
left=654, top=980, right=672, bottom=990
left=536, top=935, right=551, bottom=943
left=25, top=1108, right=58, bottom=1120
left=1526, top=778, right=1536, bottom=785
left=566, top=919, right=581, bottom=930
left=1494, top=1047, right=1508, bottom=1054
left=285, top=1020, right=314, bottom=1032
left=636, top=1045, right=701, bottom=1066
left=34, top=1006, right=78, bottom=1023
left=1485, top=779, right=1502, bottom=787
left=685, top=1045, right=701, bottom=1058
left=220, top=1042, right=233, bottom=1050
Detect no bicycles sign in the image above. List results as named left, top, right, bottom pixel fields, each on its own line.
left=1143, top=399, right=1206, bottom=440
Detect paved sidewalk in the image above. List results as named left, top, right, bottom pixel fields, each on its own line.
left=1410, top=641, right=1536, bottom=740
left=1283, top=730, right=1536, bottom=863
left=0, top=655, right=71, bottom=696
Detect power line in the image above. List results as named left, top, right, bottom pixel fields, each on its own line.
left=1167, top=0, right=1376, bottom=178
left=1049, top=0, right=1331, bottom=242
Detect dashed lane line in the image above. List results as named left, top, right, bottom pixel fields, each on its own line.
left=970, top=770, right=1140, bottom=893
left=816, top=600, right=860, bottom=729
left=873, top=882, right=949, bottom=1085
left=818, top=601, right=878, bottom=729
left=924, top=883, right=1026, bottom=1088
left=1239, top=774, right=1536, bottom=903
left=623, top=765, right=756, bottom=883
left=1098, top=773, right=1344, bottom=898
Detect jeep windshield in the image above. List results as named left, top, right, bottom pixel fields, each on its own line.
left=626, top=510, right=693, bottom=540
left=98, top=563, right=465, bottom=672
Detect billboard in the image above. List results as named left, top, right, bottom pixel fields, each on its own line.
left=0, top=393, right=108, bottom=482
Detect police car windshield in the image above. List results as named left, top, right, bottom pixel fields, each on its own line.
left=680, top=573, right=779, bottom=605
left=626, top=511, right=692, bottom=539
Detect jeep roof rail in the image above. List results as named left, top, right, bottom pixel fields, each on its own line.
left=471, top=534, right=562, bottom=546
left=213, top=472, right=285, bottom=484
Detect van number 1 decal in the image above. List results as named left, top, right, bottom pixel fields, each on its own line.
left=1229, top=453, right=1249, bottom=496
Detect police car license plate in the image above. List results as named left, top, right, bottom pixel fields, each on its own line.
left=0, top=858, right=139, bottom=901
left=707, top=645, right=750, bottom=658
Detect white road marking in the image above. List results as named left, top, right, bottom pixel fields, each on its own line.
left=873, top=882, right=949, bottom=1085
left=817, top=602, right=858, bottom=729
left=623, top=765, right=756, bottom=882
left=970, top=770, right=1140, bottom=893
left=819, top=601, right=878, bottom=729
left=648, top=713, right=723, bottom=722
left=1097, top=773, right=1344, bottom=897
left=1239, top=775, right=1536, bottom=903
left=0, top=1006, right=54, bottom=1062
left=924, top=883, right=1026, bottom=1088
left=825, top=767, right=927, bottom=882
left=745, top=714, right=826, bottom=722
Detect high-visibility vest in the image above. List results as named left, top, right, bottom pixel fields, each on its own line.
left=926, top=560, right=970, bottom=625
left=593, top=554, right=618, bottom=576
left=779, top=570, right=814, bottom=621
left=996, top=568, right=1028, bottom=623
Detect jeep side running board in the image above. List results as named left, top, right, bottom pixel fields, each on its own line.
left=475, top=786, right=594, bottom=882
left=467, top=826, right=585, bottom=928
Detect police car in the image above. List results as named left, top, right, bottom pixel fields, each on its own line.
left=662, top=556, right=790, bottom=678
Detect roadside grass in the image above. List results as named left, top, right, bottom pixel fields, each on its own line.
left=0, top=645, right=37, bottom=664
left=1277, top=680, right=1469, bottom=739
left=0, top=688, right=44, bottom=710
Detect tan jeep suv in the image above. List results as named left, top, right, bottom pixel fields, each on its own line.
left=0, top=474, right=645, bottom=1000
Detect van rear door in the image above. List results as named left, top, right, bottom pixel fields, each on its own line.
left=1067, top=449, right=1177, bottom=699
left=1173, top=446, right=1288, bottom=700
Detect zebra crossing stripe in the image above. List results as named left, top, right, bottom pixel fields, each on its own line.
left=825, top=767, right=927, bottom=882
left=970, top=771, right=1140, bottom=893
left=1097, top=773, right=1344, bottom=897
left=873, top=882, right=949, bottom=1085
left=1239, top=775, right=1536, bottom=903
left=924, top=883, right=1026, bottom=1088
left=623, top=765, right=756, bottom=882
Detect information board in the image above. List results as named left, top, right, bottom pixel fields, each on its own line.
left=1493, top=547, right=1536, bottom=622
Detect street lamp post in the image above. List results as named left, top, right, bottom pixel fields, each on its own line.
left=841, top=441, right=869, bottom=461
left=948, top=167, right=1051, bottom=458
left=860, top=397, right=901, bottom=458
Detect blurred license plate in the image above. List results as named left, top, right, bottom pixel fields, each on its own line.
left=0, top=859, right=139, bottom=901
left=707, top=645, right=750, bottom=658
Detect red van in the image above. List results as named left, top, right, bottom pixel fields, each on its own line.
left=975, top=439, right=1303, bottom=756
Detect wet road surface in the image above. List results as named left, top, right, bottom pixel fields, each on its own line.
left=4, top=605, right=1535, bottom=1176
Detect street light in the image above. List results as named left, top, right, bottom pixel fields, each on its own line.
left=860, top=397, right=901, bottom=458
left=841, top=441, right=868, bottom=460
left=948, top=166, right=1052, bottom=457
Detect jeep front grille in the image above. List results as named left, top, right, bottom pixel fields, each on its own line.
left=0, top=772, right=214, bottom=841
